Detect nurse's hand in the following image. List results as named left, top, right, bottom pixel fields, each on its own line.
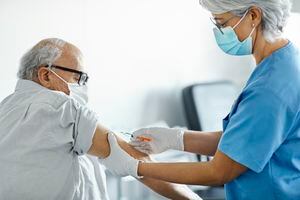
left=129, top=127, right=184, bottom=155
left=99, top=132, right=141, bottom=178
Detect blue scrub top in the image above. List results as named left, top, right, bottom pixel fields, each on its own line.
left=219, top=41, right=300, bottom=200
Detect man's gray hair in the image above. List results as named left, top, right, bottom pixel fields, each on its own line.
left=199, top=0, right=292, bottom=42
left=17, top=38, right=66, bottom=80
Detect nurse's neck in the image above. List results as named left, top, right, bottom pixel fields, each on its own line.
left=252, top=28, right=289, bottom=65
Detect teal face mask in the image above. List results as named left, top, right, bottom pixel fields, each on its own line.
left=213, top=10, right=255, bottom=56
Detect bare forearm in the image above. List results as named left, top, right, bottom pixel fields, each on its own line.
left=184, top=131, right=222, bottom=156
left=138, top=162, right=220, bottom=186
left=140, top=178, right=200, bottom=200
left=138, top=151, right=247, bottom=187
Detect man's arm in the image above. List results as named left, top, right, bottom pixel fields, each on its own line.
left=138, top=150, right=247, bottom=186
left=88, top=124, right=200, bottom=200
left=183, top=131, right=222, bottom=156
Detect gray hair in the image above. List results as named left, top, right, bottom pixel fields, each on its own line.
left=17, top=38, right=66, bottom=80
left=199, top=0, right=292, bottom=42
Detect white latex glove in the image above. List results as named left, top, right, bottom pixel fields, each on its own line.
left=129, top=127, right=184, bottom=155
left=99, top=133, right=141, bottom=178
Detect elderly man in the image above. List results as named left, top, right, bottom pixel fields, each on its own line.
left=0, top=38, right=200, bottom=200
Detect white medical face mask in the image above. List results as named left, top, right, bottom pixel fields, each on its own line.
left=49, top=69, right=89, bottom=106
left=67, top=83, right=89, bottom=106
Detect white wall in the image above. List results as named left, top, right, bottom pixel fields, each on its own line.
left=292, top=0, right=300, bottom=12
left=0, top=0, right=299, bottom=131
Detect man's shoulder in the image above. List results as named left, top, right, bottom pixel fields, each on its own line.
left=34, top=89, right=76, bottom=109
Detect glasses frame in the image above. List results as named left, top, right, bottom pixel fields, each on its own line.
left=47, top=64, right=89, bottom=86
left=210, top=15, right=238, bottom=34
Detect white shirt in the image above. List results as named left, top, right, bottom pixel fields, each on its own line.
left=0, top=79, right=109, bottom=200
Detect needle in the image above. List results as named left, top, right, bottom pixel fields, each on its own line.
left=121, top=132, right=152, bottom=142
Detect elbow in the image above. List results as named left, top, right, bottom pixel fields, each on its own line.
left=209, top=163, right=235, bottom=186
left=207, top=151, right=247, bottom=186
left=208, top=171, right=231, bottom=187
left=212, top=172, right=232, bottom=186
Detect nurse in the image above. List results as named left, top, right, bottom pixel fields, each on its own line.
left=101, top=0, right=300, bottom=199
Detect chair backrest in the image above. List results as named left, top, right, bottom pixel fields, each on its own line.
left=182, top=81, right=238, bottom=132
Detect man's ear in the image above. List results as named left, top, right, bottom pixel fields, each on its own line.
left=37, top=67, right=52, bottom=88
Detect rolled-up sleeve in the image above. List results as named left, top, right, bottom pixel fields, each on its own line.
left=54, top=98, right=98, bottom=156
left=219, top=87, right=294, bottom=173
left=73, top=103, right=98, bottom=155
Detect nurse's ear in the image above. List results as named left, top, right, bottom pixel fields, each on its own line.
left=248, top=7, right=262, bottom=28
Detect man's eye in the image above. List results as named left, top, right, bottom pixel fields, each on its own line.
left=73, top=76, right=80, bottom=82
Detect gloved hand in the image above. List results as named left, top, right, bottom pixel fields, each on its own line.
left=99, top=133, right=141, bottom=178
left=129, top=127, right=185, bottom=155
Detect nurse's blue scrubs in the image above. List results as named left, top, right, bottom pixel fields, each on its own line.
left=218, top=42, right=300, bottom=200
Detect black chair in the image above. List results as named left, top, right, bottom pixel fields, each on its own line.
left=182, top=81, right=239, bottom=200
left=183, top=81, right=238, bottom=133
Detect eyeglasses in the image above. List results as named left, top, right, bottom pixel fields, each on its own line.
left=47, top=64, right=89, bottom=86
left=210, top=10, right=249, bottom=35
left=210, top=15, right=237, bottom=34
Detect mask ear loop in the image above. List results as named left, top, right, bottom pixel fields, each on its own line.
left=48, top=67, right=69, bottom=85
left=248, top=24, right=256, bottom=37
left=232, top=10, right=256, bottom=40
left=233, top=10, right=249, bottom=30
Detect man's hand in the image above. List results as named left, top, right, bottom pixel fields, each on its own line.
left=99, top=133, right=140, bottom=178
left=130, top=127, right=185, bottom=154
